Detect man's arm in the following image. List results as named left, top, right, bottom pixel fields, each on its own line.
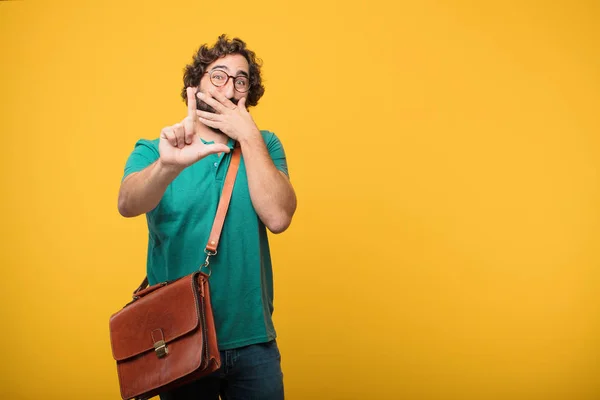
left=239, top=131, right=297, bottom=234
left=118, top=160, right=182, bottom=217
left=194, top=91, right=297, bottom=233
left=118, top=87, right=230, bottom=218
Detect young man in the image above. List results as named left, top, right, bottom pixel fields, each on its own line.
left=118, top=35, right=296, bottom=400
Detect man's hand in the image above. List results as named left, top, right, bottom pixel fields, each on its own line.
left=195, top=89, right=261, bottom=142
left=159, top=87, right=231, bottom=170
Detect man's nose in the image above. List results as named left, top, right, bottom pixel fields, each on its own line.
left=220, top=77, right=235, bottom=99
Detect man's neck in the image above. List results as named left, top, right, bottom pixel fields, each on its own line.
left=196, top=124, right=229, bottom=145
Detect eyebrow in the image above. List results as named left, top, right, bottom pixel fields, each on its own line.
left=210, top=65, right=249, bottom=78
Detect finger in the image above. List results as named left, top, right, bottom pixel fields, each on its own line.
left=238, top=96, right=247, bottom=110
left=187, top=87, right=197, bottom=119
left=198, top=117, right=222, bottom=130
left=207, top=87, right=237, bottom=109
left=173, top=123, right=185, bottom=149
left=183, top=129, right=195, bottom=144
left=183, top=114, right=196, bottom=141
left=201, top=143, right=231, bottom=156
left=196, top=110, right=223, bottom=121
left=182, top=116, right=196, bottom=145
left=161, top=126, right=178, bottom=147
left=197, top=91, right=226, bottom=113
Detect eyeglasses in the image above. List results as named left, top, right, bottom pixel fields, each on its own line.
left=205, top=70, right=250, bottom=93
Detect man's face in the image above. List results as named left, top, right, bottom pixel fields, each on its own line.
left=196, top=53, right=250, bottom=113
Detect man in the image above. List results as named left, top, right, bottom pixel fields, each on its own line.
left=118, top=34, right=297, bottom=400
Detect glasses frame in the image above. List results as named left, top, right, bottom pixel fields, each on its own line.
left=204, top=70, right=250, bottom=93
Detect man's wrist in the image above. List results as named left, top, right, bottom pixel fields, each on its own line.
left=238, top=128, right=262, bottom=147
left=156, top=158, right=184, bottom=178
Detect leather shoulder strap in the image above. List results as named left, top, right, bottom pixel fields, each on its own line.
left=205, top=143, right=241, bottom=253
left=134, top=144, right=241, bottom=294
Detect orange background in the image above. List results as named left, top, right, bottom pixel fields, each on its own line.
left=1, top=0, right=599, bottom=399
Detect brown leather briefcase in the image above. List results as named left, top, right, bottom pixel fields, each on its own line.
left=109, top=145, right=241, bottom=400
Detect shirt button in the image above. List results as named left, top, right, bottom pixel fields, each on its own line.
left=214, top=162, right=218, bottom=168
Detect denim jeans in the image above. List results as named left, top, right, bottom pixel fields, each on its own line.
left=159, top=340, right=284, bottom=400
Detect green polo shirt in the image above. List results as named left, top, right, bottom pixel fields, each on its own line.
left=122, top=130, right=288, bottom=350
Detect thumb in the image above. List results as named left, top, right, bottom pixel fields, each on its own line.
left=202, top=143, right=231, bottom=156
left=238, top=96, right=247, bottom=110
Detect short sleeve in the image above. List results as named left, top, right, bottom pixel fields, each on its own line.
left=262, top=131, right=289, bottom=177
left=122, top=139, right=160, bottom=181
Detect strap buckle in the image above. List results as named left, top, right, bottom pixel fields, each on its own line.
left=200, top=249, right=217, bottom=277
left=151, top=329, right=168, bottom=358
left=154, top=340, right=168, bottom=358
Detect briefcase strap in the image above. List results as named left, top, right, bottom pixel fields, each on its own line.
left=205, top=142, right=241, bottom=254
left=133, top=143, right=242, bottom=294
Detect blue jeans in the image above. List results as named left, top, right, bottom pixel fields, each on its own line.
left=159, top=340, right=284, bottom=400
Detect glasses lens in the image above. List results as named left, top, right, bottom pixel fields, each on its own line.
left=234, top=77, right=249, bottom=92
left=210, top=70, right=228, bottom=86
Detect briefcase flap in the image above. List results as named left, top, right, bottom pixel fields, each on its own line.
left=109, top=274, right=201, bottom=361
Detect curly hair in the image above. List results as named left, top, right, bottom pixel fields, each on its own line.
left=181, top=34, right=265, bottom=108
